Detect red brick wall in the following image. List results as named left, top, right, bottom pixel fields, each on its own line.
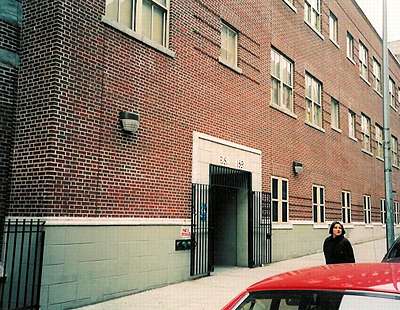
left=7, top=0, right=400, bottom=222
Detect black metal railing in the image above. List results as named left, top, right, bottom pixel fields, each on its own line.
left=0, top=219, right=45, bottom=310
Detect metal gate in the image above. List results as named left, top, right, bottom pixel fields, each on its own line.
left=0, top=219, right=46, bottom=310
left=249, top=191, right=272, bottom=267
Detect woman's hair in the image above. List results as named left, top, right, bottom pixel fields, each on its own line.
left=329, top=221, right=345, bottom=235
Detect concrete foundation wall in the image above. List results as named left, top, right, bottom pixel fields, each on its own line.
left=40, top=225, right=190, bottom=310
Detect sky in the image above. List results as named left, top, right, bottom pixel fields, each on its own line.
left=355, top=0, right=400, bottom=42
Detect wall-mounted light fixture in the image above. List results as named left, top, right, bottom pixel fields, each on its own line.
left=119, top=111, right=140, bottom=133
left=293, top=161, right=304, bottom=175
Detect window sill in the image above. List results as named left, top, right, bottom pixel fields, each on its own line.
left=270, top=103, right=298, bottom=119
left=348, top=136, right=357, bottom=142
left=283, top=0, right=297, bottom=13
left=304, top=21, right=324, bottom=40
left=272, top=223, right=293, bottom=229
left=390, top=104, right=398, bottom=112
left=305, top=121, right=325, bottom=133
left=377, top=156, right=384, bottom=162
left=374, top=89, right=383, bottom=98
left=361, top=148, right=373, bottom=157
left=393, top=164, right=400, bottom=170
left=343, top=224, right=354, bottom=228
left=331, top=126, right=342, bottom=133
left=360, top=74, right=371, bottom=86
left=330, top=38, right=340, bottom=49
left=218, top=57, right=242, bottom=74
left=102, top=17, right=176, bottom=58
left=313, top=223, right=328, bottom=229
left=365, top=224, right=374, bottom=228
left=347, top=56, right=356, bottom=65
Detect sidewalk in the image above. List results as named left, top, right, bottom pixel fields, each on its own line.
left=77, top=238, right=386, bottom=310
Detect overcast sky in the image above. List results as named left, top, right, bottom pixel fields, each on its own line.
left=355, top=0, right=400, bottom=42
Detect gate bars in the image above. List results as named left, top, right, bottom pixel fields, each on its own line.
left=0, top=219, right=45, bottom=310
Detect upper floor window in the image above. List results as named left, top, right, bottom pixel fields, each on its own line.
left=389, top=78, right=396, bottom=109
left=220, top=22, right=238, bottom=68
left=381, top=199, right=386, bottom=224
left=105, top=0, right=170, bottom=47
left=361, top=114, right=371, bottom=152
left=391, top=135, right=399, bottom=167
left=376, top=124, right=384, bottom=159
left=271, top=177, right=289, bottom=223
left=329, top=12, right=338, bottom=43
left=305, top=73, right=322, bottom=128
left=346, top=32, right=354, bottom=61
left=312, top=185, right=325, bottom=223
left=363, top=195, right=371, bottom=224
left=331, top=98, right=340, bottom=129
left=304, top=0, right=321, bottom=33
left=359, top=42, right=368, bottom=81
left=271, top=49, right=294, bottom=113
left=348, top=110, right=356, bottom=139
left=372, top=59, right=382, bottom=93
left=395, top=201, right=400, bottom=225
left=341, top=191, right=352, bottom=224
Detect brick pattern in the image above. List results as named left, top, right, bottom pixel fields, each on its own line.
left=5, top=0, right=400, bottom=224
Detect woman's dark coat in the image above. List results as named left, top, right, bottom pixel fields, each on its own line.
left=323, top=235, right=355, bottom=264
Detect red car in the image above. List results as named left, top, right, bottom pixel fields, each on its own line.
left=222, top=263, right=400, bottom=310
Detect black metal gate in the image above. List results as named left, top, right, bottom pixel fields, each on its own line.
left=249, top=191, right=272, bottom=267
left=0, top=219, right=46, bottom=310
left=191, top=165, right=272, bottom=276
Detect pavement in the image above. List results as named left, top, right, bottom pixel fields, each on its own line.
left=78, top=238, right=386, bottom=310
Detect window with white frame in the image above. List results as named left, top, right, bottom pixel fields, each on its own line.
left=271, top=49, right=294, bottom=113
left=105, top=0, right=170, bottom=47
left=305, top=73, right=322, bottom=128
left=271, top=177, right=289, bottom=223
left=363, top=195, right=371, bottom=224
left=312, top=185, right=325, bottom=223
left=331, top=98, right=340, bottom=129
left=361, top=114, right=371, bottom=152
left=381, top=199, right=386, bottom=224
left=376, top=124, right=384, bottom=159
left=359, top=42, right=368, bottom=80
left=220, top=22, right=238, bottom=68
left=346, top=32, right=354, bottom=60
left=395, top=201, right=400, bottom=224
left=341, top=191, right=351, bottom=223
left=389, top=78, right=396, bottom=109
left=304, top=0, right=321, bottom=32
left=391, top=135, right=399, bottom=167
left=372, top=59, right=382, bottom=93
left=348, top=110, right=356, bottom=139
left=329, top=12, right=338, bottom=43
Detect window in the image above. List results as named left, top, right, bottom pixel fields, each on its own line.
left=391, top=135, right=399, bottom=167
left=372, top=59, right=382, bottom=93
left=363, top=195, right=371, bottom=224
left=376, top=125, right=384, bottom=159
left=361, top=114, right=371, bottom=152
left=329, top=12, right=338, bottom=43
left=105, top=0, right=170, bottom=47
left=312, top=185, right=325, bottom=223
left=348, top=110, right=356, bottom=139
left=389, top=78, right=396, bottom=109
left=271, top=177, right=289, bottom=223
left=341, top=191, right=351, bottom=223
left=346, top=32, right=354, bottom=60
left=395, top=201, right=400, bottom=225
left=381, top=199, right=386, bottom=224
left=331, top=98, right=340, bottom=129
left=304, top=0, right=321, bottom=32
left=271, top=49, right=294, bottom=113
left=305, top=74, right=322, bottom=128
left=359, top=42, right=368, bottom=80
left=220, top=22, right=238, bottom=68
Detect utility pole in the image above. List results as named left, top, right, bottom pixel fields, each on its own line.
left=383, top=0, right=395, bottom=250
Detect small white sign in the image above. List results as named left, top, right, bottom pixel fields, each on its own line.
left=180, top=227, right=191, bottom=238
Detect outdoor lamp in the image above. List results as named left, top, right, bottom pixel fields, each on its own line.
left=119, top=111, right=140, bottom=133
left=293, top=161, right=304, bottom=175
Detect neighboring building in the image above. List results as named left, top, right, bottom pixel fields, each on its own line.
left=389, top=40, right=400, bottom=61
left=1, top=0, right=400, bottom=309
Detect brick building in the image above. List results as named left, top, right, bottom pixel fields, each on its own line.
left=1, top=0, right=400, bottom=308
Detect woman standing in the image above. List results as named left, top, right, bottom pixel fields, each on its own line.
left=323, top=221, right=355, bottom=264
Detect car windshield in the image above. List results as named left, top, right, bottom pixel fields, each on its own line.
left=235, top=290, right=400, bottom=310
